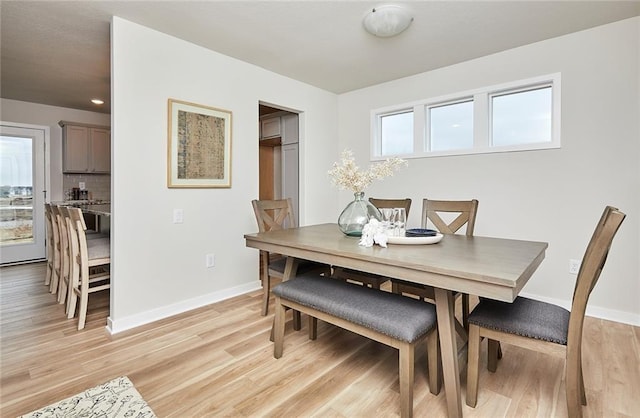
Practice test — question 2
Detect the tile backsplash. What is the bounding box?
[63,174,111,201]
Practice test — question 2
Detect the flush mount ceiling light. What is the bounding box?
[91,98,104,105]
[363,5,413,38]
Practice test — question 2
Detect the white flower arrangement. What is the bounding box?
[359,219,389,248]
[328,149,407,194]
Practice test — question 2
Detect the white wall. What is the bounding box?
[109,17,338,332]
[338,18,640,325]
[0,99,110,202]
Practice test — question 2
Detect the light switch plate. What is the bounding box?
[569,259,581,274]
[173,209,183,224]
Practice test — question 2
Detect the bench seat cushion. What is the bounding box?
[273,274,437,343]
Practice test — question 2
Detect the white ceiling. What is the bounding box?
[1,1,639,114]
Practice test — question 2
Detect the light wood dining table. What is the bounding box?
[244,223,548,417]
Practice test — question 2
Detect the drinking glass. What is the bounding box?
[394,207,406,236]
[380,208,395,236]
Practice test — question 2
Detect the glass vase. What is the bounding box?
[338,192,382,237]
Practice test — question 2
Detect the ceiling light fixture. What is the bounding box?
[363,5,413,38]
[91,99,104,105]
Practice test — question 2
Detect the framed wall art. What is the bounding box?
[167,99,232,188]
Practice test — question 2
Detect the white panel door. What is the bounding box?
[0,123,47,264]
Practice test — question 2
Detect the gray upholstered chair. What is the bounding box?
[466,206,626,418]
[332,197,412,289]
[251,198,331,316]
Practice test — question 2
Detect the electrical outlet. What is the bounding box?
[206,253,215,268]
[173,209,183,224]
[569,259,581,275]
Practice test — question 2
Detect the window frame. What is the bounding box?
[370,73,561,161]
[375,108,415,157]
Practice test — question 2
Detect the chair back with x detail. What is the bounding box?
[393,198,479,337]
[466,206,626,418]
[422,198,478,236]
[252,198,297,232]
[251,198,330,316]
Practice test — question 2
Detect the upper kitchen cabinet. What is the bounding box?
[260,116,281,139]
[259,113,299,144]
[59,121,111,173]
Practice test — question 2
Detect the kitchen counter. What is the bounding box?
[79,204,110,217]
[52,201,110,233]
[53,201,111,216]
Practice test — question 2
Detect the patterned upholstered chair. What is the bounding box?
[466,206,626,418]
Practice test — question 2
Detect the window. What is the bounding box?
[371,73,560,160]
[379,110,413,156]
[428,100,473,152]
[491,86,552,147]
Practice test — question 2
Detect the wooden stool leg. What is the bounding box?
[77,287,89,330]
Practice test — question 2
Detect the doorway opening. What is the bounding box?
[258,103,300,224]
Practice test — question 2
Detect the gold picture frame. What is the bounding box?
[167,99,232,188]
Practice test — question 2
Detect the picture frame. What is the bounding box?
[167,99,232,188]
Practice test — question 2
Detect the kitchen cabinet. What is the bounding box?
[260,117,281,139]
[260,113,299,143]
[281,143,299,223]
[59,121,110,173]
[281,114,299,144]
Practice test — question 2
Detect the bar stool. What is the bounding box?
[66,207,110,330]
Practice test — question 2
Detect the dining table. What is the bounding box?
[244,223,548,417]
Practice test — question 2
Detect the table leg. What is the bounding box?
[435,288,463,418]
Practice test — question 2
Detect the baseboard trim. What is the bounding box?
[519,291,640,327]
[106,281,262,334]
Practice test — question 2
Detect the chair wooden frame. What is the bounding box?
[44,204,54,287]
[251,198,330,316]
[66,207,111,330]
[392,199,479,338]
[48,205,63,295]
[55,206,72,306]
[466,206,626,418]
[332,198,413,289]
[368,197,412,215]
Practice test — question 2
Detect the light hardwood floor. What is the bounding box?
[1,262,639,417]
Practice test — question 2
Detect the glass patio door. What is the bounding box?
[0,123,47,264]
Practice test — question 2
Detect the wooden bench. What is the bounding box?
[272,274,441,418]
